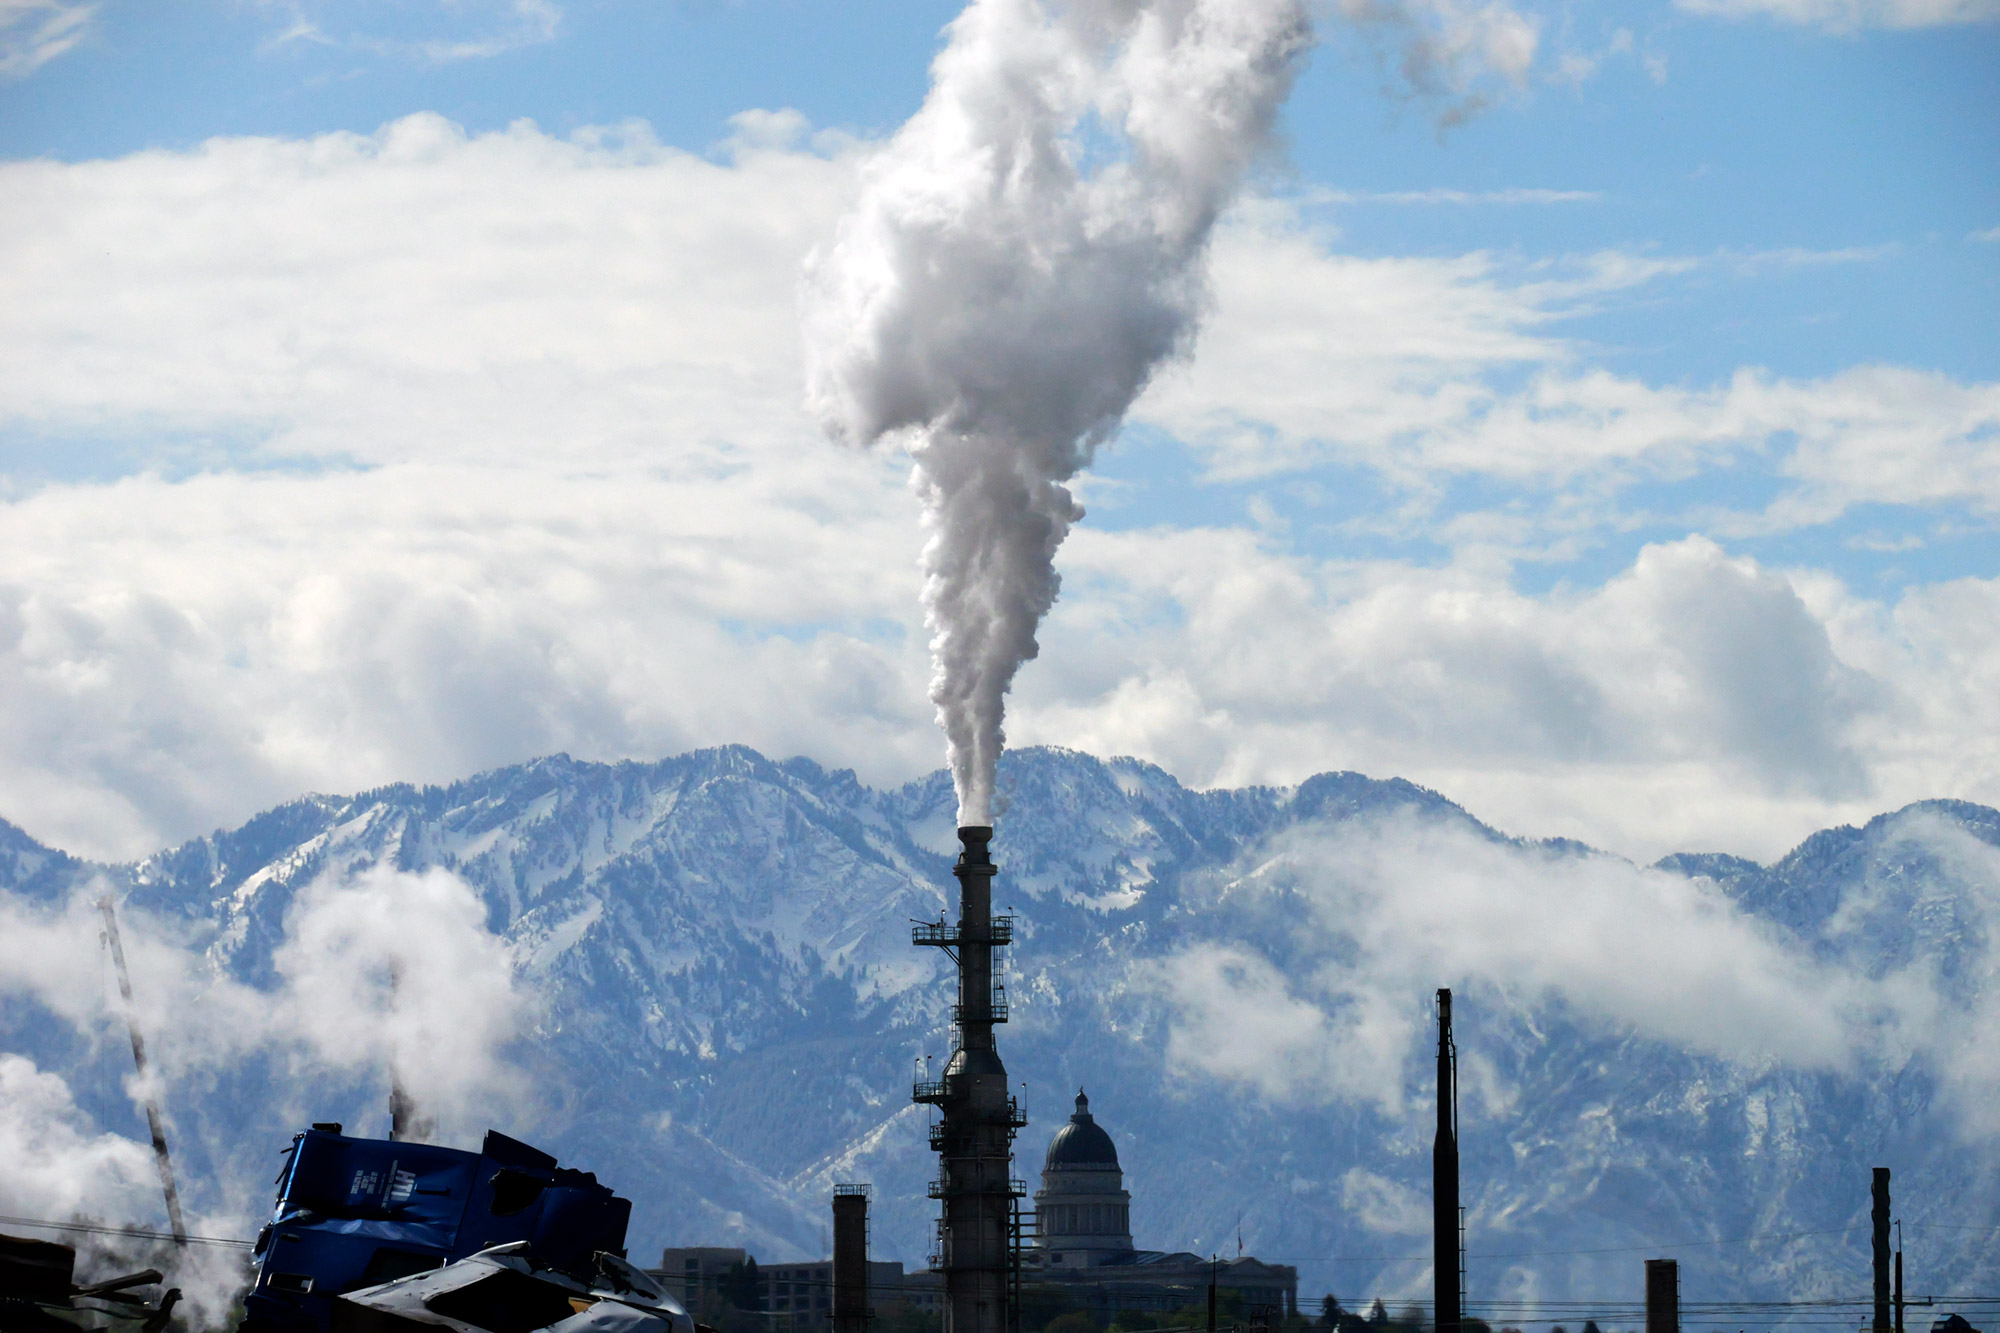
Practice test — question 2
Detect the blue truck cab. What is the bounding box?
[242,1124,631,1333]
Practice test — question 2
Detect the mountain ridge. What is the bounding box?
[4,745,1998,1318]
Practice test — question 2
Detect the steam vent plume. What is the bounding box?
[914,825,1022,1333]
[803,0,1313,823]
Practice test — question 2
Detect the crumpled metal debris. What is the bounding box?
[331,1243,693,1333]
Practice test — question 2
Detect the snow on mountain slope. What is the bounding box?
[3,747,1998,1318]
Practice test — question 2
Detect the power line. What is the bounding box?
[0,1214,254,1250]
[1267,1227,1872,1266]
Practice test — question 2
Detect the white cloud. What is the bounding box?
[1340,1167,1432,1234]
[1676,0,2000,29]
[0,1053,158,1221]
[271,864,530,1138]
[1017,530,2000,861]
[1137,204,2000,522]
[1142,806,2000,1119]
[0,0,92,78]
[0,115,1993,869]
[251,1,564,64]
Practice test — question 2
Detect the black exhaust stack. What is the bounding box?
[914,826,1023,1333]
[1874,1168,1892,1333]
[1434,988,1459,1333]
[833,1184,871,1333]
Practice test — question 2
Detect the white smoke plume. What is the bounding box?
[804,0,1313,824]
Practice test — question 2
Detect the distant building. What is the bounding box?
[657,1247,748,1308]
[1024,1090,1298,1319]
[1034,1090,1135,1269]
[656,1089,1295,1326]
[653,1248,918,1329]
[760,1260,910,1325]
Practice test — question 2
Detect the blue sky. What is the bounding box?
[0,0,1995,862]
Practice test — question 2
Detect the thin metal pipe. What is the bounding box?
[98,897,187,1247]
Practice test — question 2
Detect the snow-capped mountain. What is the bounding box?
[5,745,1998,1321]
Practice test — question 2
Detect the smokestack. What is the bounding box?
[1874,1168,1892,1333]
[1434,988,1459,1333]
[1645,1259,1678,1333]
[833,1184,871,1333]
[914,826,1021,1333]
[97,898,187,1247]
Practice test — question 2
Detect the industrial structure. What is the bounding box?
[1434,988,1460,1333]
[1877,1168,1894,1333]
[1645,1258,1679,1333]
[833,1184,872,1333]
[913,826,1026,1333]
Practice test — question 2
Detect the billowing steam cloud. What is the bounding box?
[804,0,1313,823]
[0,866,529,1259]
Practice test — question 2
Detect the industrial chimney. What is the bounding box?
[833,1184,871,1333]
[1434,988,1459,1333]
[914,826,1025,1333]
[1874,1168,1892,1333]
[1645,1259,1679,1333]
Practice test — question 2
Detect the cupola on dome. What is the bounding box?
[1043,1089,1120,1170]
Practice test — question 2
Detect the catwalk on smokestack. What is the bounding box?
[914,826,1026,1333]
[1434,988,1459,1333]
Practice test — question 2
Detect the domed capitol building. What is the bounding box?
[1027,1091,1297,1317]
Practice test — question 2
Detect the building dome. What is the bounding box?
[1033,1089,1133,1267]
[1044,1090,1120,1171]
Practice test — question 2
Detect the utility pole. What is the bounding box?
[1208,1254,1218,1333]
[98,897,187,1247]
[1894,1221,1905,1333]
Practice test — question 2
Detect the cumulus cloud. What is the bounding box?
[0,1053,159,1221]
[0,115,1993,867]
[1017,532,1943,859]
[1140,805,2000,1124]
[1143,815,1862,1110]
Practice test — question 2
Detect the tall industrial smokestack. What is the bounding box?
[833,1184,871,1333]
[1645,1259,1679,1333]
[1873,1168,1892,1333]
[914,826,1023,1333]
[1434,988,1459,1333]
